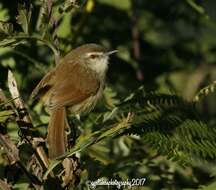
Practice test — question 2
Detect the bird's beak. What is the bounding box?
[106,50,118,55]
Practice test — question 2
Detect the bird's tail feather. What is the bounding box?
[47,107,67,159]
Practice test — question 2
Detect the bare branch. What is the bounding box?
[8,70,32,124]
[7,70,49,172]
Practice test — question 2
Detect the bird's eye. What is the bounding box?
[89,54,98,59]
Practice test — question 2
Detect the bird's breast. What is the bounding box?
[69,82,104,114]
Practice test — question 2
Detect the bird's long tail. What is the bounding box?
[47,107,68,159]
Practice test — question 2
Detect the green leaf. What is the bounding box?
[97,0,131,11]
[36,0,52,36]
[44,115,132,176]
[186,0,207,15]
[13,182,29,190]
[0,21,13,38]
[88,142,112,165]
[103,107,118,122]
[16,4,32,34]
[64,116,131,160]
[56,12,72,38]
[0,110,14,122]
[0,3,9,21]
[0,38,20,48]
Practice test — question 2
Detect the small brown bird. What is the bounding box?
[31,44,117,159]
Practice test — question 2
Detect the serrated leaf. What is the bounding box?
[16,4,32,34]
[0,21,13,38]
[60,0,79,13]
[36,0,53,35]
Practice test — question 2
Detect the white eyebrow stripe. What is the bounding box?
[86,52,103,56]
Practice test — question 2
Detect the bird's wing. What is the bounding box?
[48,62,100,109]
[30,69,55,100]
[30,54,76,100]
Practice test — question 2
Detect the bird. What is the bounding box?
[31,43,117,159]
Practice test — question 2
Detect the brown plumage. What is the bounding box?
[31,44,109,159]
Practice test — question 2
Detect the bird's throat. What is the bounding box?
[88,57,109,79]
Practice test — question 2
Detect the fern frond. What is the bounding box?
[133,118,216,163]
[122,88,185,110]
[119,90,216,163]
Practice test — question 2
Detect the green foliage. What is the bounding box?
[16,3,32,35]
[0,0,216,189]
[0,109,14,122]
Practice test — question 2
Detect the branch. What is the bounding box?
[8,70,32,126]
[7,70,49,171]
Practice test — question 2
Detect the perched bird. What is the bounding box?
[31,44,117,159]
